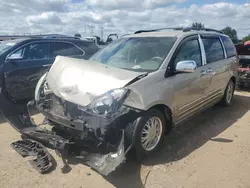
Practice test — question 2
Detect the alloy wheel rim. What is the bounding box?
[141,116,163,151]
[226,82,234,103]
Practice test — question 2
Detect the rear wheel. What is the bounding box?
[125,109,167,161]
[221,79,235,106]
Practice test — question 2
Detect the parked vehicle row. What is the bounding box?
[0,27,239,176]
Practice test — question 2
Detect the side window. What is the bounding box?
[221,36,237,58]
[50,42,84,58]
[10,42,49,60]
[174,39,202,67]
[10,48,26,59]
[202,37,224,63]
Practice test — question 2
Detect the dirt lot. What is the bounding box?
[1,90,250,188]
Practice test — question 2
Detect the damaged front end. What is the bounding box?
[9,82,137,175]
[2,57,145,175]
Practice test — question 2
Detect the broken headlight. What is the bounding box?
[78,88,129,115]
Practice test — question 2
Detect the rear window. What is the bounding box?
[221,36,237,58]
[202,37,224,63]
[78,41,99,58]
[50,42,84,58]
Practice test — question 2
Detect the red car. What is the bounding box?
[235,42,250,87]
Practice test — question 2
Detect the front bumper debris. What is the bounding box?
[0,94,128,176]
[11,126,126,175]
[11,139,53,174]
[84,130,125,175]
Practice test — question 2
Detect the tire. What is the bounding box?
[221,79,235,106]
[125,108,166,162]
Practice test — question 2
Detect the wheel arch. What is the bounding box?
[230,76,236,87]
[148,104,173,133]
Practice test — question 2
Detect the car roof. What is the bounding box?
[17,38,93,44]
[123,29,228,39]
[2,38,29,44]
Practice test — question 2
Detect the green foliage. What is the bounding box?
[74,33,81,38]
[221,27,239,43]
[242,35,250,43]
[191,22,205,28]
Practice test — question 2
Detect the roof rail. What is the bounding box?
[134,27,224,34]
[183,27,224,34]
[134,27,183,34]
[42,34,80,39]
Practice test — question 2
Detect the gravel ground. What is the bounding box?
[1,90,250,188]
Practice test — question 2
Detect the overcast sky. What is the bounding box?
[0,0,249,39]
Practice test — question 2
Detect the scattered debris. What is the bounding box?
[11,139,54,174]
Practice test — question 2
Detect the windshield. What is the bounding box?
[0,40,19,55]
[90,37,176,72]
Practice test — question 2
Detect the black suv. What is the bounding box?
[0,37,100,103]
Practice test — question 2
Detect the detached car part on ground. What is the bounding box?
[1,28,238,175]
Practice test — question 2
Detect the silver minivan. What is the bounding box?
[5,28,238,175]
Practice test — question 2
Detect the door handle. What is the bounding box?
[207,68,213,73]
[207,68,216,76]
[42,64,51,67]
[201,70,207,76]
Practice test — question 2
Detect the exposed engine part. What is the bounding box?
[11,139,54,174]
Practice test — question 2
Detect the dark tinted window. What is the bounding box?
[50,42,83,58]
[202,38,224,63]
[78,41,99,59]
[221,36,237,57]
[11,42,49,60]
[174,39,202,67]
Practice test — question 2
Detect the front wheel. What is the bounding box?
[221,79,235,106]
[125,109,166,161]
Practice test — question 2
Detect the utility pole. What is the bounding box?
[89,24,94,36]
[84,23,87,35]
[100,26,104,41]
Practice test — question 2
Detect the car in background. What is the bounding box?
[235,42,250,87]
[0,37,100,104]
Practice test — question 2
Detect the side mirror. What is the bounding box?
[175,60,197,73]
[6,54,23,61]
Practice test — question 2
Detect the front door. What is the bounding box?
[171,36,212,123]
[3,42,52,102]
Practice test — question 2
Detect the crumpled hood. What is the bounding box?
[46,56,145,106]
